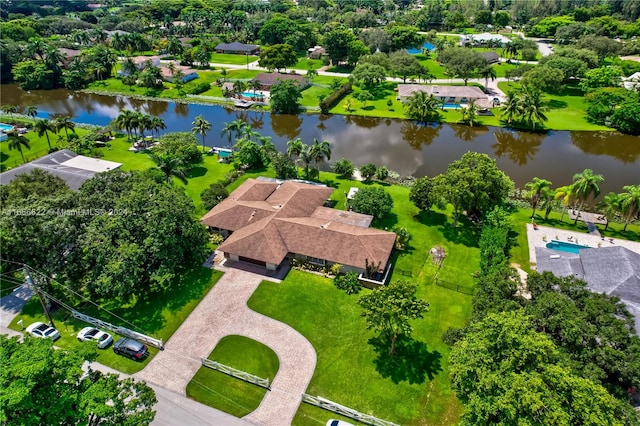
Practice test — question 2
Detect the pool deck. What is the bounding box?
[527,224,640,267]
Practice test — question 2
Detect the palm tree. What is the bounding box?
[571,169,604,224]
[525,177,552,218]
[150,117,166,138]
[34,119,54,151]
[286,138,304,159]
[137,112,152,138]
[479,65,497,89]
[298,144,314,180]
[540,187,556,220]
[149,152,188,185]
[310,138,331,176]
[220,119,247,148]
[404,91,440,122]
[306,68,318,82]
[460,100,479,127]
[24,106,38,120]
[192,115,212,152]
[555,185,574,222]
[1,104,18,120]
[7,131,31,163]
[250,79,261,95]
[619,184,640,232]
[500,93,522,125]
[113,110,136,141]
[520,89,548,130]
[54,115,76,140]
[504,42,518,59]
[598,192,621,231]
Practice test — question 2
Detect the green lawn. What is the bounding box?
[300,85,333,108]
[186,335,279,418]
[210,53,258,65]
[413,55,448,79]
[9,268,222,374]
[291,57,323,71]
[497,82,612,131]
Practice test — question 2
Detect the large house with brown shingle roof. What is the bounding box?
[252,73,310,90]
[201,178,396,279]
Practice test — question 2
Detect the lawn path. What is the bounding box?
[135,266,317,426]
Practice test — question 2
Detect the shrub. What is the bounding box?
[201,182,229,210]
[319,82,352,113]
[392,226,411,250]
[332,158,355,178]
[359,163,377,181]
[187,81,211,95]
[442,327,465,346]
[375,166,389,181]
[334,272,362,295]
[209,232,224,246]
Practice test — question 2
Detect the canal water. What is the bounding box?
[1,84,638,194]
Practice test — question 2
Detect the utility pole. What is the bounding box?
[25,268,55,328]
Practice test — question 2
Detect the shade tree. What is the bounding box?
[258,44,298,72]
[350,186,393,219]
[270,80,302,114]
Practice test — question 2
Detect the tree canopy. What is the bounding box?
[350,186,393,219]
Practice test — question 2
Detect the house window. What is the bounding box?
[461,97,468,102]
[308,257,326,266]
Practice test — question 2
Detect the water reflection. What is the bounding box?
[571,131,640,163]
[271,113,302,140]
[493,129,543,165]
[174,102,189,117]
[401,121,441,150]
[453,124,489,143]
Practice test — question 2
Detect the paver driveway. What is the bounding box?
[135,266,317,426]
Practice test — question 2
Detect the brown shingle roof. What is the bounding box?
[201,178,395,270]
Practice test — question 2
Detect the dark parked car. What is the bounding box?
[113,338,149,360]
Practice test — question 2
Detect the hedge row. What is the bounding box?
[319,82,352,113]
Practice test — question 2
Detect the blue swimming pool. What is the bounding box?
[546,240,591,254]
[241,92,265,99]
[442,103,460,110]
[407,42,436,55]
[0,123,13,132]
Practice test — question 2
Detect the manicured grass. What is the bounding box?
[210,53,258,65]
[414,55,448,79]
[300,85,334,108]
[224,69,262,80]
[497,82,613,131]
[291,57,323,71]
[310,75,348,87]
[186,335,279,418]
[9,268,223,374]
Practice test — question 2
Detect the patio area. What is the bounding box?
[526,223,640,267]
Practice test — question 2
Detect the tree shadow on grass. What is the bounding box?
[369,335,442,384]
[547,99,568,109]
[188,166,208,178]
[438,218,481,248]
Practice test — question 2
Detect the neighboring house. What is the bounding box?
[117,56,162,76]
[251,73,310,90]
[308,46,326,59]
[622,71,640,91]
[397,84,486,104]
[201,178,396,281]
[57,48,81,68]
[466,32,511,46]
[480,51,500,64]
[535,246,640,335]
[0,149,122,191]
[214,42,260,55]
[159,63,198,83]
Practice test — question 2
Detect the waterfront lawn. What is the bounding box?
[497,82,612,131]
[186,335,279,418]
[209,53,258,65]
[9,268,222,374]
[300,85,333,108]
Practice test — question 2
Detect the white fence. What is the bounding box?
[201,358,270,389]
[71,311,164,349]
[301,394,399,426]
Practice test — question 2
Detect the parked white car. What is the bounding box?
[326,420,355,426]
[77,327,113,349]
[26,322,60,341]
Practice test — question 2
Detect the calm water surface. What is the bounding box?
[1,84,638,194]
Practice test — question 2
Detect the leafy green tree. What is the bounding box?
[12,60,54,90]
[271,152,298,180]
[220,119,249,148]
[571,168,604,222]
[610,99,640,135]
[525,177,552,218]
[374,165,388,181]
[358,280,429,355]
[584,88,631,124]
[541,56,588,81]
[7,131,31,163]
[346,39,369,67]
[384,25,425,50]
[324,27,357,65]
[521,65,565,94]
[353,90,374,108]
[438,48,485,85]
[0,169,69,208]
[619,184,640,231]
[409,176,437,213]
[389,50,422,83]
[577,35,622,61]
[460,101,479,127]
[351,63,387,88]
[191,115,211,152]
[519,88,549,130]
[332,158,355,179]
[350,186,393,219]
[499,93,522,125]
[334,272,362,295]
[154,132,203,169]
[258,44,298,72]
[359,163,377,181]
[270,80,302,114]
[494,11,511,28]
[357,52,391,71]
[478,65,497,89]
[580,66,623,92]
[404,91,440,122]
[148,152,188,185]
[0,336,156,425]
[201,182,229,210]
[391,226,411,250]
[235,138,270,169]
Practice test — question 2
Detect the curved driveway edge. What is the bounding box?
[135,267,317,426]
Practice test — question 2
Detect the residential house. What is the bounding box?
[623,72,640,91]
[480,51,500,64]
[214,42,260,55]
[397,84,486,105]
[251,73,310,91]
[535,246,640,334]
[308,46,326,59]
[159,62,198,83]
[201,178,396,282]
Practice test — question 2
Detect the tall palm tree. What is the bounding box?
[136,112,152,138]
[555,184,574,222]
[192,115,212,152]
[571,168,604,224]
[500,93,522,125]
[520,89,548,130]
[250,79,262,95]
[220,119,247,148]
[286,138,304,159]
[24,105,38,120]
[598,192,621,231]
[7,131,31,163]
[404,91,440,122]
[54,115,76,140]
[540,187,556,220]
[619,184,640,232]
[525,177,552,219]
[150,117,167,138]
[460,100,479,127]
[149,152,188,184]
[310,138,331,175]
[34,118,54,151]
[1,104,18,120]
[479,65,497,89]
[112,110,136,141]
[298,144,314,180]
